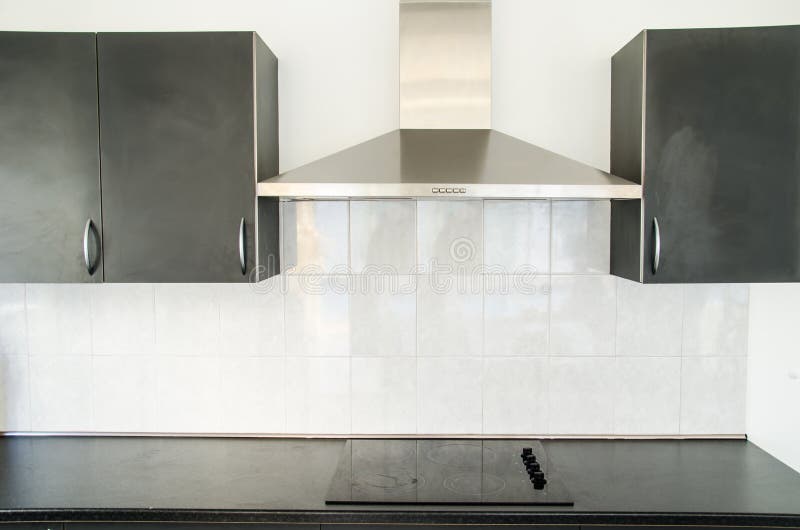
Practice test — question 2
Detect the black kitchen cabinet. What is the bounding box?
[97,32,279,282]
[610,26,800,283]
[0,32,103,282]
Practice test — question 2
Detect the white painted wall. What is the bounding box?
[748,285,800,472]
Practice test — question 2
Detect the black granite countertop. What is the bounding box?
[0,436,799,527]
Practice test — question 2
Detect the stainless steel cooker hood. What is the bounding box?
[257,0,641,200]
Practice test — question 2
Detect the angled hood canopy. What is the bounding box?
[258,0,640,200]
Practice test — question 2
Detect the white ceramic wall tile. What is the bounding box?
[683,284,749,356]
[616,280,683,356]
[91,284,155,356]
[417,200,483,271]
[680,356,746,435]
[350,200,416,273]
[417,275,482,356]
[614,357,681,434]
[484,276,549,356]
[219,357,285,433]
[282,201,349,274]
[484,200,550,274]
[218,281,284,357]
[0,356,30,431]
[285,276,349,356]
[30,355,92,431]
[26,284,92,356]
[350,275,416,356]
[549,275,616,355]
[417,357,482,434]
[351,357,416,434]
[0,285,27,356]
[92,356,157,432]
[548,357,615,434]
[285,357,350,434]
[156,356,221,433]
[154,284,220,356]
[482,357,548,434]
[551,200,610,274]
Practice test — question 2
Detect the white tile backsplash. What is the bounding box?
[417,274,482,356]
[350,200,416,273]
[350,275,416,356]
[551,200,610,274]
[285,356,350,434]
[616,280,683,356]
[548,356,615,434]
[218,282,284,357]
[154,284,220,356]
[284,276,349,356]
[683,284,750,356]
[219,357,285,433]
[92,355,158,432]
[351,356,416,433]
[484,200,549,274]
[281,200,349,273]
[4,199,751,436]
[0,285,27,356]
[680,356,747,434]
[155,356,221,433]
[613,357,681,434]
[483,357,548,434]
[30,355,92,431]
[549,275,616,355]
[418,357,482,434]
[26,284,92,356]
[484,276,549,356]
[0,355,30,430]
[91,284,155,356]
[418,200,483,270]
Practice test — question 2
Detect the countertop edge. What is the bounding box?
[1,509,800,527]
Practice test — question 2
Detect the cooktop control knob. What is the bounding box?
[531,471,545,481]
[526,461,541,473]
[521,447,533,457]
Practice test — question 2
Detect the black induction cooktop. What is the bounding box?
[325,439,573,506]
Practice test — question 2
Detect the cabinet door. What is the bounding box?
[97,32,256,282]
[642,26,800,283]
[0,32,102,282]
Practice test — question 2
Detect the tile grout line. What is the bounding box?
[546,199,554,433]
[347,200,353,435]
[88,285,96,431]
[480,199,485,435]
[23,284,32,431]
[414,199,420,436]
[678,284,686,434]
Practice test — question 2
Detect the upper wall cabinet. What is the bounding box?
[610,26,800,283]
[97,32,279,282]
[0,32,103,282]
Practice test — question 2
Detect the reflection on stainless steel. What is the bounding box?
[326,439,573,506]
[400,0,491,129]
[258,130,642,200]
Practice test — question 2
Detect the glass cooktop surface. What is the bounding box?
[325,439,573,506]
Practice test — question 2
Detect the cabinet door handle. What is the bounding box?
[652,217,661,275]
[83,218,99,275]
[238,217,246,275]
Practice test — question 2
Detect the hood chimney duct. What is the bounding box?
[399,0,491,129]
